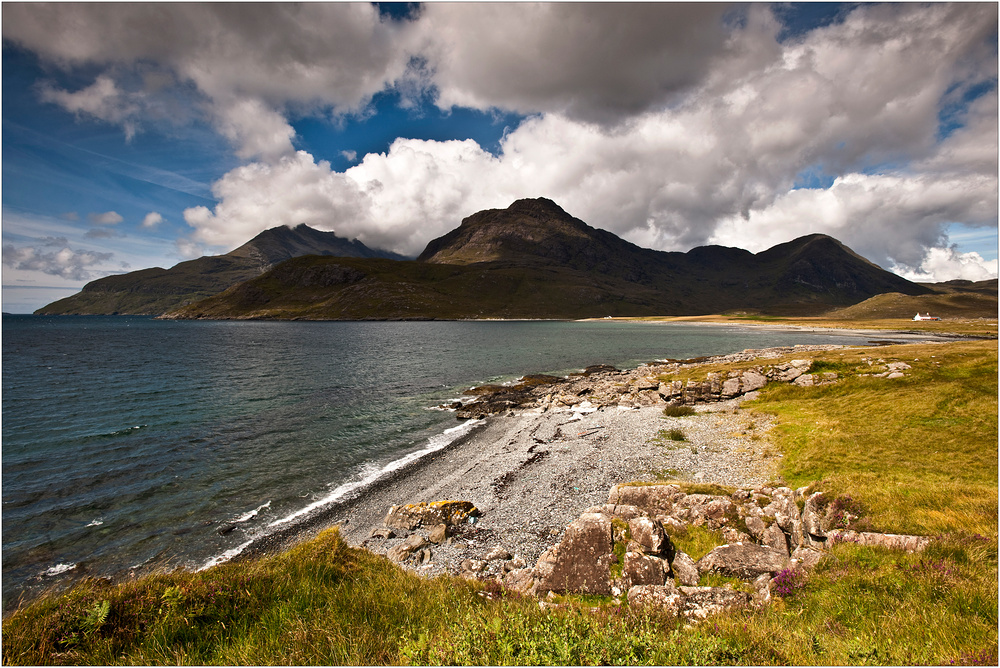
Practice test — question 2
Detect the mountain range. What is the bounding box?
[40,197,991,320]
[119,197,951,320]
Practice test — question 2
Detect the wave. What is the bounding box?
[43,562,77,577]
[234,501,271,524]
[84,425,148,440]
[197,419,482,571]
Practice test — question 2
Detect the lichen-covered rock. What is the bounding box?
[503,567,537,595]
[678,586,752,621]
[608,483,680,513]
[384,500,480,530]
[583,503,647,521]
[801,492,826,538]
[671,550,700,586]
[533,512,614,595]
[752,573,772,605]
[791,546,823,569]
[622,551,670,588]
[627,583,682,614]
[743,514,767,541]
[697,543,788,580]
[827,530,931,552]
[763,522,790,555]
[628,516,672,557]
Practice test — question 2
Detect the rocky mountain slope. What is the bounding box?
[35,224,405,315]
[162,198,933,320]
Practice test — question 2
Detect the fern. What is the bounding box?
[82,600,110,635]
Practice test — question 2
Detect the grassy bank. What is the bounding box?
[4,340,996,665]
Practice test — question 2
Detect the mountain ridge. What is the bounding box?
[161,198,934,320]
[35,225,405,315]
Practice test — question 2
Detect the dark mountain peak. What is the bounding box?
[227,224,405,269]
[36,223,405,315]
[417,198,626,266]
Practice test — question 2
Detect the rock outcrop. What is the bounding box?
[450,345,919,419]
[496,482,929,622]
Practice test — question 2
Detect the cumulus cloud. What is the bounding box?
[3,3,415,158]
[892,247,998,283]
[2,244,113,281]
[39,75,144,140]
[415,3,731,123]
[87,211,124,225]
[141,212,164,228]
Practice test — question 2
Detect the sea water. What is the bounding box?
[1,315,924,608]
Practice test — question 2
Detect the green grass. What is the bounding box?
[746,340,997,536]
[4,340,997,665]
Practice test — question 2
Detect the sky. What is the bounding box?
[2,2,997,313]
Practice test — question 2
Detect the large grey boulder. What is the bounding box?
[533,512,615,595]
[740,370,768,392]
[697,543,788,580]
[671,550,700,586]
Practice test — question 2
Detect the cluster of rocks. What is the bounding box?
[485,482,931,621]
[858,358,912,379]
[449,344,916,419]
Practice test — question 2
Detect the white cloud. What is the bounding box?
[2,244,113,281]
[39,75,143,140]
[141,212,164,228]
[87,211,124,225]
[175,238,206,259]
[341,150,358,162]
[892,247,998,283]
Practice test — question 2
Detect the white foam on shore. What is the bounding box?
[235,500,271,523]
[44,562,77,577]
[196,419,482,572]
[268,419,481,529]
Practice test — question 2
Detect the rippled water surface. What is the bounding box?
[3,315,907,607]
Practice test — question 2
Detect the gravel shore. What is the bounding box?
[247,389,781,581]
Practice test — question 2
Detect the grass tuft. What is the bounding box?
[662,404,696,417]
